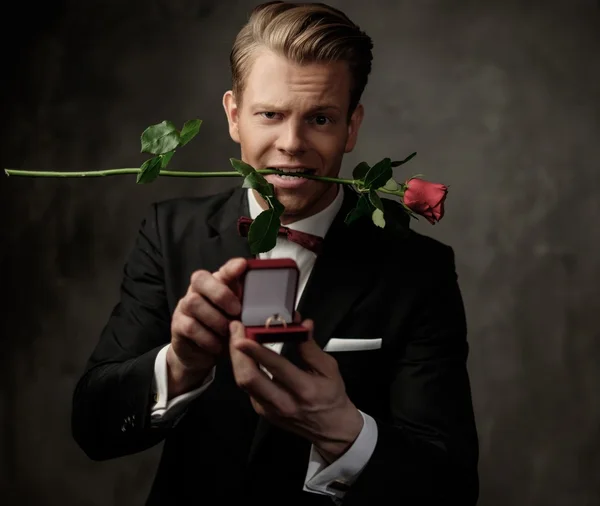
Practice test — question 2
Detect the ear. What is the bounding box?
[222,90,241,144]
[344,103,364,153]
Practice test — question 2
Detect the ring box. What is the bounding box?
[240,258,309,343]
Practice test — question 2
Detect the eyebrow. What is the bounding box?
[252,103,342,114]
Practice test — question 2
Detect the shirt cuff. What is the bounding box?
[150,344,216,427]
[303,411,378,501]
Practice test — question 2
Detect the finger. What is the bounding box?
[214,257,248,286]
[233,323,311,394]
[190,270,241,316]
[214,257,248,300]
[172,313,222,355]
[179,291,231,336]
[229,321,295,409]
[228,320,264,376]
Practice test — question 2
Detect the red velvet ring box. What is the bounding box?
[240,258,309,344]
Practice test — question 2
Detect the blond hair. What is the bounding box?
[229,1,373,118]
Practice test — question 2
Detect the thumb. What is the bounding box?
[229,320,246,344]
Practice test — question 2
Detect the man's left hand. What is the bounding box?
[229,316,364,463]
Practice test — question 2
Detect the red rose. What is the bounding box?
[403,178,448,224]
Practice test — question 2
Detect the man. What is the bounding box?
[72,2,479,505]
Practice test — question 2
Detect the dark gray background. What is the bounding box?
[1,0,599,504]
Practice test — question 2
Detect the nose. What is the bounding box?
[276,120,307,157]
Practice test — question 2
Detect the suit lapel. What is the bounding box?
[290,185,383,352]
[202,186,254,273]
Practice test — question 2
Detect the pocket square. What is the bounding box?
[323,338,382,353]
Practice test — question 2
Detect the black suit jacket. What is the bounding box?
[71,185,479,505]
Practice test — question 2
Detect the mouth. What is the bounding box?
[268,167,317,178]
[263,167,317,189]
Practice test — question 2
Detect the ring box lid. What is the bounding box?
[241,258,299,327]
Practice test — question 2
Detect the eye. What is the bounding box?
[260,112,281,120]
[311,115,332,126]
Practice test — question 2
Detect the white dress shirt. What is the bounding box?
[150,185,378,502]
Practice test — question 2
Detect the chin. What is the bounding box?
[272,180,336,219]
[275,194,310,218]
[276,194,308,213]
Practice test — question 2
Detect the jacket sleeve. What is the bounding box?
[343,244,479,505]
[71,203,174,460]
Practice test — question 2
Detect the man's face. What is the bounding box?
[223,49,364,223]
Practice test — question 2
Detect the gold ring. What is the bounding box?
[265,314,287,328]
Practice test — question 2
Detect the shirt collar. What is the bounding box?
[247,184,344,239]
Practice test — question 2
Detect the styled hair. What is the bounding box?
[229,1,373,118]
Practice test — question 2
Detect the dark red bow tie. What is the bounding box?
[237,216,323,255]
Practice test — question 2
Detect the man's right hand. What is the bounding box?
[166,257,248,398]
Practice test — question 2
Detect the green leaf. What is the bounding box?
[137,156,162,184]
[391,152,417,167]
[372,208,386,228]
[383,178,399,191]
[345,194,373,225]
[141,120,181,155]
[248,208,283,254]
[352,161,370,180]
[230,157,255,176]
[369,190,384,211]
[179,119,202,147]
[230,158,273,197]
[160,150,175,168]
[364,158,392,190]
[242,173,273,197]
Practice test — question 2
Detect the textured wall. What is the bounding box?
[1,1,599,505]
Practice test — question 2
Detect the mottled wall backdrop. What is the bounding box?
[1,0,599,505]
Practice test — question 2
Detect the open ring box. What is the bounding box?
[240,258,309,343]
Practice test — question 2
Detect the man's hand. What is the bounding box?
[167,257,248,398]
[229,316,364,463]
